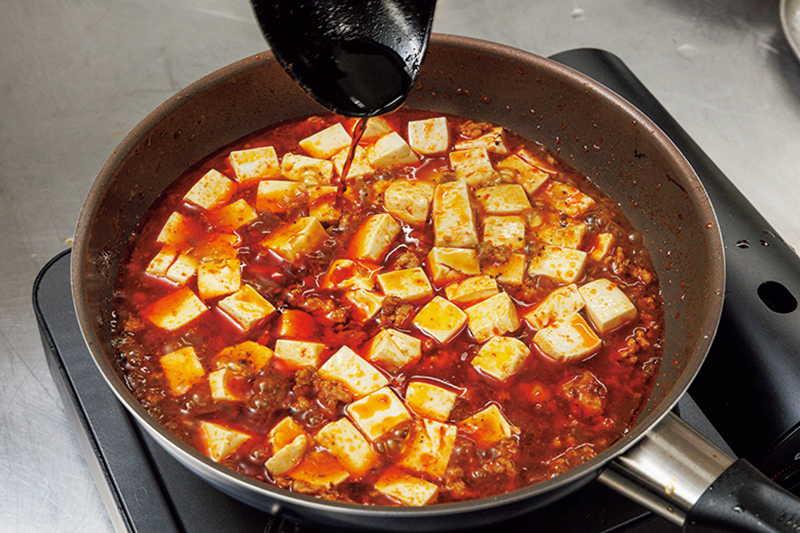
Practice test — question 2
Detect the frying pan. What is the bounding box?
[71,35,799,531]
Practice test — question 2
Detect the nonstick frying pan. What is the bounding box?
[72,35,799,532]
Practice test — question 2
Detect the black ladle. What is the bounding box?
[250,0,437,117]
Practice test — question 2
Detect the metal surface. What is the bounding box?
[782,0,800,62]
[2,1,800,532]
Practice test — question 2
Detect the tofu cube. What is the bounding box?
[471,336,531,382]
[183,169,237,210]
[358,116,393,140]
[276,309,318,340]
[475,184,532,215]
[288,450,350,491]
[165,251,198,284]
[229,146,281,186]
[464,292,521,343]
[534,220,587,250]
[407,117,450,155]
[197,258,241,300]
[377,267,434,302]
[344,289,384,323]
[331,145,374,180]
[458,404,517,449]
[432,180,479,248]
[524,284,585,330]
[213,340,274,372]
[261,216,328,264]
[383,180,435,226]
[347,387,411,441]
[427,247,480,285]
[579,279,637,334]
[533,312,602,362]
[208,368,240,401]
[156,211,192,246]
[146,246,178,277]
[412,296,467,344]
[266,434,308,476]
[483,215,526,252]
[374,467,439,507]
[367,329,422,372]
[316,418,379,478]
[349,213,401,262]
[160,346,205,396]
[269,417,306,453]
[273,339,326,370]
[144,287,207,331]
[397,419,457,481]
[368,132,420,168]
[281,153,334,184]
[308,185,340,224]
[482,253,526,286]
[541,181,596,217]
[528,245,588,284]
[589,232,616,261]
[321,259,380,291]
[201,421,251,462]
[454,126,508,154]
[319,346,389,398]
[256,180,308,213]
[497,152,551,196]
[449,147,495,187]
[210,199,258,232]
[217,284,276,331]
[444,275,499,306]
[405,381,458,422]
[299,123,352,159]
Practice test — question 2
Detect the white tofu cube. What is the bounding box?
[524,283,585,330]
[374,467,438,507]
[281,153,334,184]
[471,336,531,382]
[266,434,308,476]
[541,181,596,217]
[319,346,389,398]
[229,146,281,186]
[269,417,306,452]
[288,450,350,490]
[213,340,274,372]
[407,117,450,155]
[217,285,276,331]
[589,232,616,261]
[383,180,435,226]
[427,247,480,285]
[377,267,434,302]
[321,259,380,291]
[432,180,479,248]
[316,418,379,478]
[299,123,352,159]
[331,145,375,180]
[273,339,326,370]
[481,253,526,286]
[449,147,495,187]
[534,220,587,250]
[197,258,241,300]
[144,288,207,331]
[165,251,198,284]
[261,216,328,263]
[208,368,240,401]
[412,296,468,344]
[444,275,499,306]
[405,381,458,422]
[475,184,531,215]
[308,185,340,224]
[579,279,637,334]
[464,292,521,343]
[458,404,517,449]
[397,419,457,481]
[146,246,178,277]
[210,199,258,232]
[454,126,508,154]
[483,215,526,252]
[349,213,401,262]
[528,245,588,284]
[367,329,422,372]
[368,132,420,168]
[183,169,237,210]
[256,180,308,213]
[156,211,192,246]
[533,312,602,363]
[201,421,251,462]
[358,116,393,140]
[160,346,205,395]
[497,152,551,196]
[347,387,411,441]
[344,289,384,323]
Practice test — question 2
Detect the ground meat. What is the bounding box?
[292,368,352,416]
[297,295,348,324]
[561,372,606,419]
[615,327,652,364]
[458,120,493,139]
[476,241,511,266]
[391,250,422,270]
[546,444,597,478]
[249,368,291,412]
[317,378,353,413]
[379,296,415,329]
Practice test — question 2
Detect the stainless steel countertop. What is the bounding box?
[2,1,799,531]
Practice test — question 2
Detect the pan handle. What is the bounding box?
[600,412,800,532]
